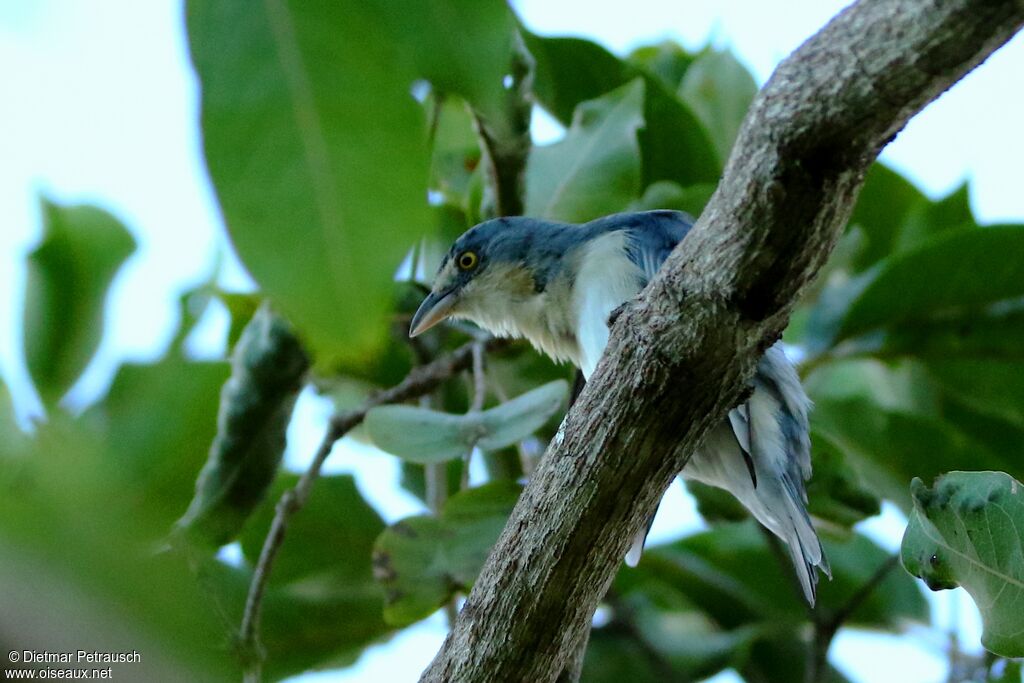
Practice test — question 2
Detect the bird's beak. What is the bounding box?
[410,289,458,337]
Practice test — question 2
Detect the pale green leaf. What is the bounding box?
[526,79,646,222]
[365,380,567,463]
[477,379,568,451]
[902,472,1024,657]
[364,405,483,464]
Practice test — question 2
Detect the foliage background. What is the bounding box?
[2,1,1023,682]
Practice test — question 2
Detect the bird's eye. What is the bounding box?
[457,251,479,271]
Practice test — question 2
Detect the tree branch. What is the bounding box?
[238,337,506,681]
[473,32,533,218]
[422,1,1024,680]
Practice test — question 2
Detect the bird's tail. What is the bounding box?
[680,346,830,603]
[742,346,830,603]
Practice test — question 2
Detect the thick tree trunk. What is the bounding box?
[422,0,1024,681]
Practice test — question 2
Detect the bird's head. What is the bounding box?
[409,217,570,337]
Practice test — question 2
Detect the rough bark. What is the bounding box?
[422,0,1024,681]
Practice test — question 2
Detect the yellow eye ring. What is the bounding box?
[457,251,479,270]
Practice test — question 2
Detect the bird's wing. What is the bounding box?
[573,231,645,379]
[574,212,693,379]
[622,210,693,284]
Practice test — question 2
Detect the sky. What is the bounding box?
[1,1,1021,682]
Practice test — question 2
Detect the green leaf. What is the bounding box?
[847,162,929,271]
[643,521,927,630]
[638,80,721,188]
[902,472,1024,657]
[627,41,695,90]
[428,97,481,207]
[380,2,517,130]
[628,181,715,218]
[928,359,1024,425]
[176,304,308,545]
[805,431,882,531]
[526,79,646,222]
[23,199,136,404]
[521,30,633,126]
[364,380,567,463]
[678,49,758,165]
[522,32,720,187]
[80,357,229,529]
[198,557,391,682]
[844,307,1024,362]
[190,1,515,367]
[811,396,1021,510]
[241,474,385,585]
[0,380,25,459]
[188,1,429,366]
[372,482,521,626]
[821,226,1024,347]
[895,182,976,252]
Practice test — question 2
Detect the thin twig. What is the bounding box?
[470,341,487,413]
[238,337,506,681]
[460,341,488,491]
[805,554,900,683]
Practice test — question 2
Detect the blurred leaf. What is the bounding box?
[0,380,25,459]
[844,307,1024,362]
[212,290,260,351]
[429,97,481,207]
[687,479,749,523]
[365,380,567,463]
[399,460,464,506]
[187,1,427,366]
[382,1,517,132]
[627,40,695,90]
[743,630,852,683]
[521,30,632,125]
[188,1,515,367]
[372,482,521,626]
[80,357,229,529]
[241,474,384,585]
[805,226,1024,355]
[199,556,391,682]
[928,359,1024,425]
[628,181,715,218]
[896,182,976,252]
[839,226,1024,342]
[811,396,1021,510]
[1,418,236,679]
[847,163,929,271]
[23,199,136,405]
[639,78,720,187]
[805,431,882,531]
[526,79,645,222]
[642,521,927,630]
[678,49,758,164]
[523,32,720,187]
[176,305,308,545]
[233,475,390,678]
[599,551,760,682]
[902,472,1024,657]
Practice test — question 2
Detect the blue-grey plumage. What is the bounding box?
[410,210,831,604]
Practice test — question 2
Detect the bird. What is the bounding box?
[409,209,830,604]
